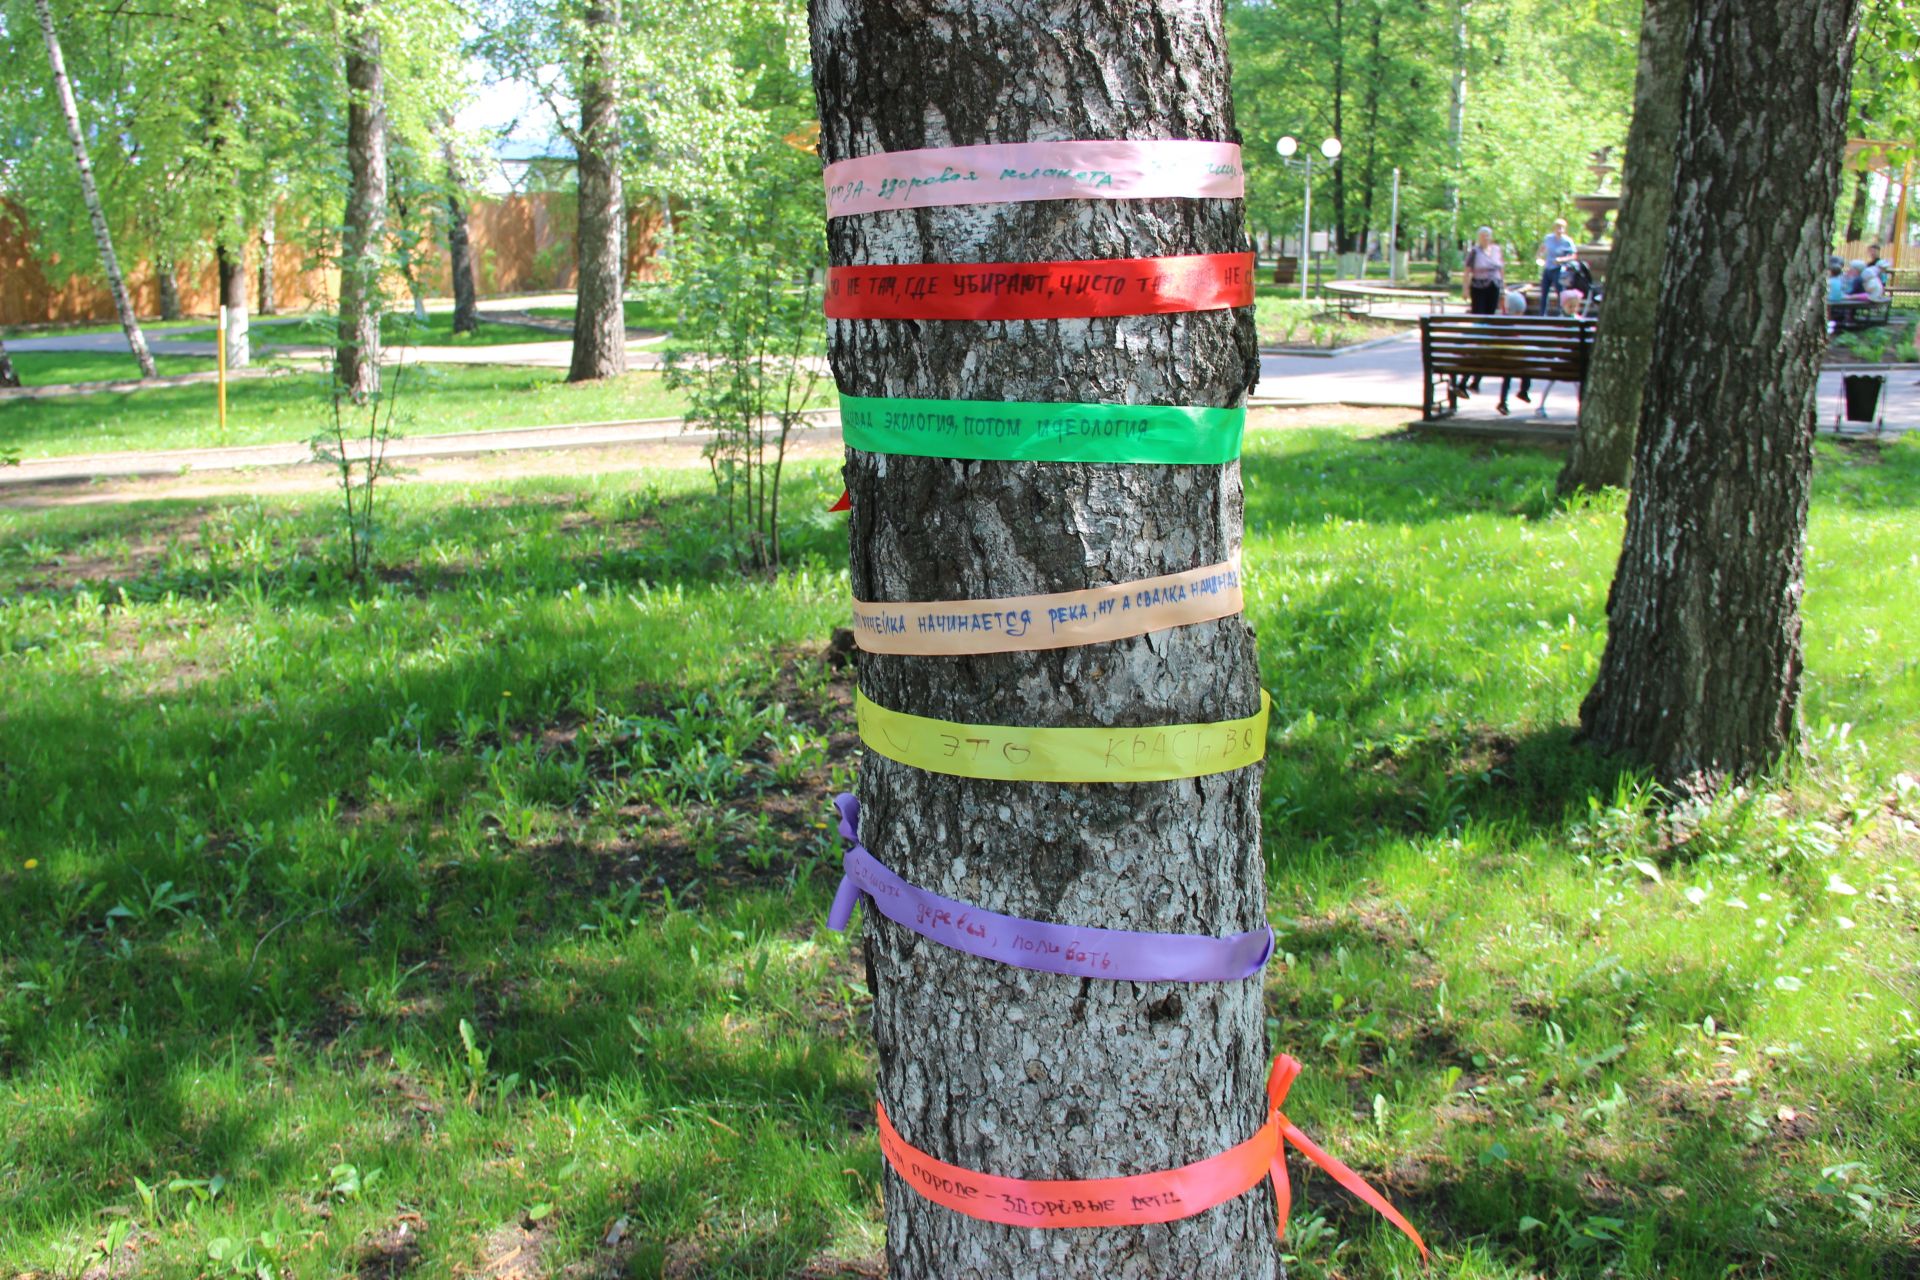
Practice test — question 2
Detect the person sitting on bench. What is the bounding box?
[1827,255,1850,304]
[1498,289,1533,417]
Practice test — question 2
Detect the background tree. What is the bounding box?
[31,0,155,379]
[0,336,19,389]
[811,0,1277,1275]
[1579,0,1860,793]
[442,130,481,334]
[1558,0,1690,495]
[337,0,389,399]
[568,0,625,381]
[1226,0,1635,269]
[476,0,792,377]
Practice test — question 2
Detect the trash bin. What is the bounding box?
[1842,373,1885,424]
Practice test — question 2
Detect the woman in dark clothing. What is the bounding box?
[1456,226,1505,397]
[1463,225,1505,315]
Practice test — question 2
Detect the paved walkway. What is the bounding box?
[13,312,1916,433]
[0,412,842,488]
[1255,332,1920,432]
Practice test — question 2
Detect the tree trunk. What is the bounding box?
[1357,6,1384,261]
[337,0,387,400]
[218,240,251,369]
[447,191,479,333]
[1438,0,1468,283]
[568,0,626,382]
[33,0,156,380]
[1329,0,1348,252]
[445,139,480,335]
[258,206,278,315]
[809,2,1276,1277]
[1578,0,1859,795]
[1557,0,1689,495]
[0,336,20,389]
[157,259,183,321]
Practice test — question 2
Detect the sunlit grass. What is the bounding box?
[0,425,1914,1277]
[2,363,717,459]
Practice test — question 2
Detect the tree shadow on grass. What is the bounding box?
[0,478,848,610]
[1240,429,1568,532]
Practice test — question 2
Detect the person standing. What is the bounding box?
[1536,217,1577,314]
[1463,225,1505,314]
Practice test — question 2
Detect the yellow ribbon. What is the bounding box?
[856,689,1270,783]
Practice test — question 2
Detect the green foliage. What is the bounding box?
[661,210,827,571]
[1254,295,1397,348]
[0,0,467,298]
[473,0,793,199]
[309,333,418,582]
[659,105,826,569]
[647,0,823,571]
[1229,0,1637,256]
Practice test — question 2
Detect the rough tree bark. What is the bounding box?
[33,0,156,380]
[218,240,251,369]
[1844,174,1870,243]
[568,0,626,382]
[1356,5,1384,254]
[1329,0,1348,252]
[259,207,278,316]
[1579,0,1859,794]
[810,3,1277,1277]
[337,0,387,400]
[444,137,479,335]
[1438,0,1468,282]
[157,259,183,321]
[0,336,19,389]
[1557,0,1689,495]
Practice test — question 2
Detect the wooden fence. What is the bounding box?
[0,193,667,328]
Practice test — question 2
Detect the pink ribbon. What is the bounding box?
[825,139,1245,217]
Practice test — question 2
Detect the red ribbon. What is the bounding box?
[875,1053,1428,1260]
[828,488,851,512]
[825,251,1255,321]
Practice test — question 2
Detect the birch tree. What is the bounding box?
[337,0,388,399]
[811,1,1277,1274]
[31,0,155,379]
[1558,0,1690,495]
[1580,0,1860,792]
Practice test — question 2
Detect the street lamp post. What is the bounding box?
[1276,135,1342,302]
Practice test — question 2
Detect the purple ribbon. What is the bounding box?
[826,793,1273,983]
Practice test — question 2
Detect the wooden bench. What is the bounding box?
[1322,280,1458,317]
[1829,297,1893,330]
[1419,315,1596,420]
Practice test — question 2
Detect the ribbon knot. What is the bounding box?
[1266,1052,1429,1262]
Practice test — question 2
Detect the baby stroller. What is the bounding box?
[1530,278,1601,420]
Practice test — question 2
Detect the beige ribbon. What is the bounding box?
[851,560,1243,656]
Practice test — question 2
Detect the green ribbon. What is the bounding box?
[840,395,1245,464]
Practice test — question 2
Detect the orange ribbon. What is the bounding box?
[875,1054,1428,1260]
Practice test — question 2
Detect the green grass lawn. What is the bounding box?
[1255,291,1403,348]
[1,426,1916,1278]
[3,365,712,459]
[524,289,681,333]
[6,350,220,386]
[221,311,570,350]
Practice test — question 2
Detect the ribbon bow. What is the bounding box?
[1266,1054,1430,1261]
